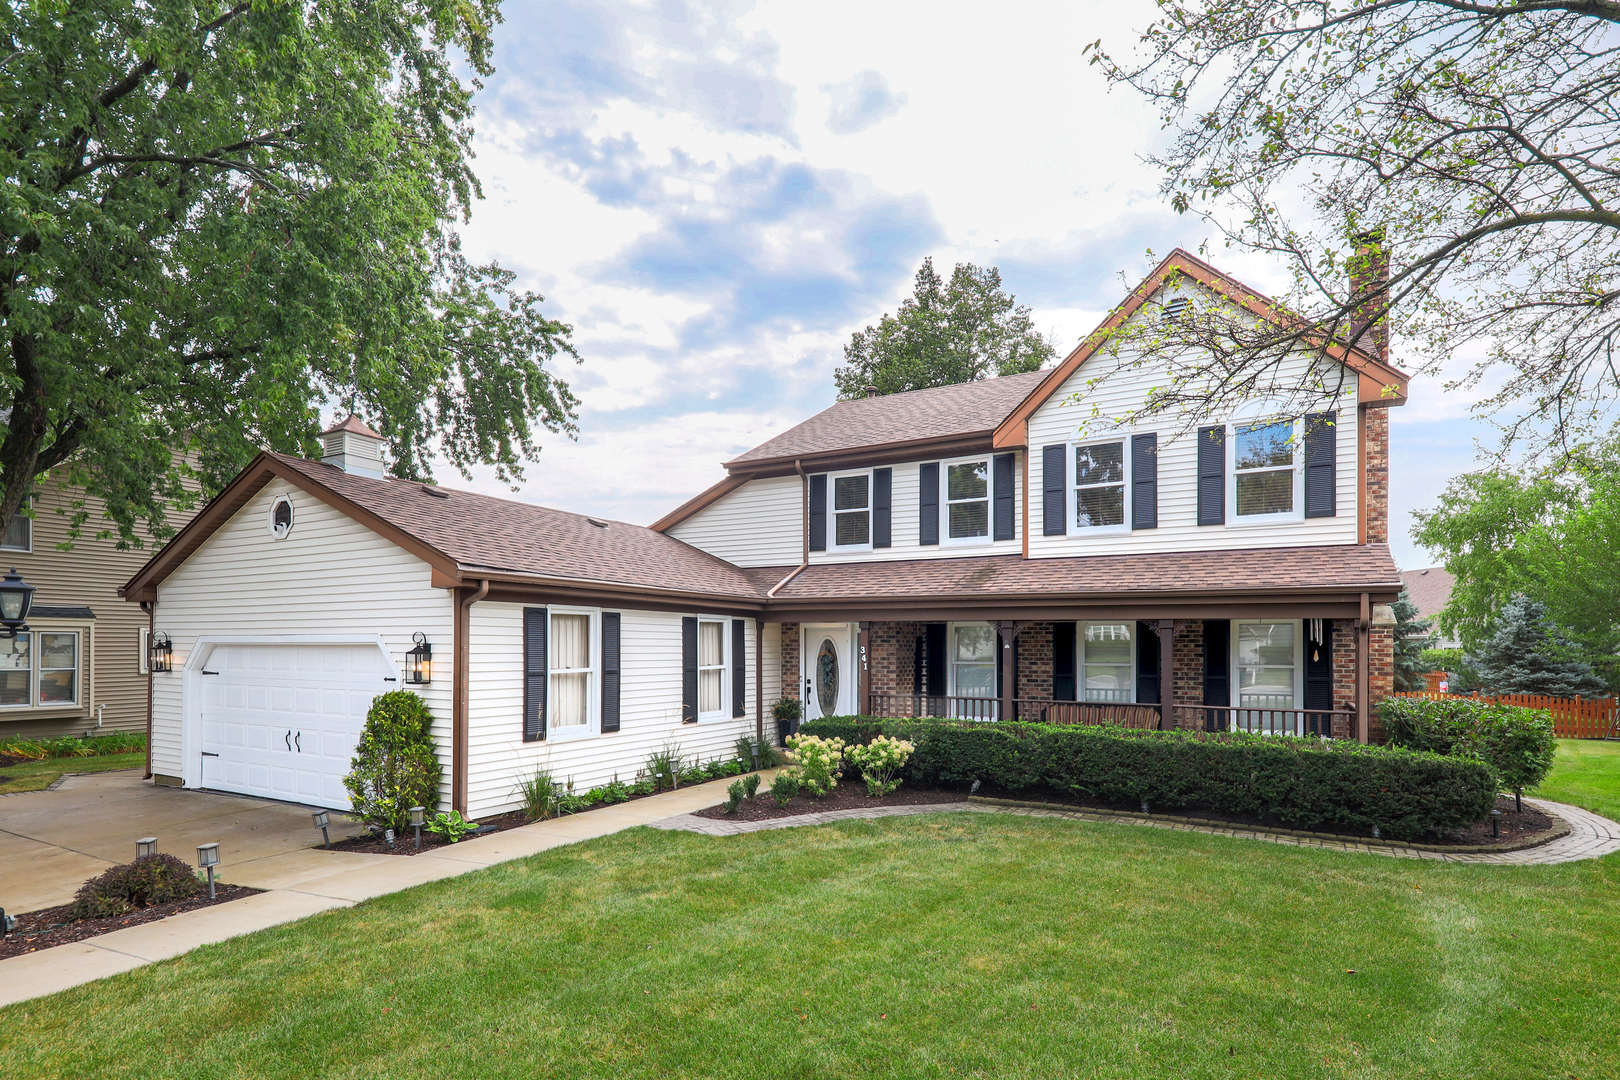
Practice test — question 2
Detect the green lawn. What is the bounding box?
[1531,738,1620,822]
[0,751,145,794]
[2,812,1617,1079]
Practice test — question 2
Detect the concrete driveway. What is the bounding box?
[0,770,373,914]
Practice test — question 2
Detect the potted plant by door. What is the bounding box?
[772,697,802,746]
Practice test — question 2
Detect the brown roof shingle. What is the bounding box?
[726,370,1049,468]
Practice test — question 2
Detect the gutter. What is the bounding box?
[767,459,810,598]
[452,578,490,814]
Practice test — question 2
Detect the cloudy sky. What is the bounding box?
[450,0,1493,570]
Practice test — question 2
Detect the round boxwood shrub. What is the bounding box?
[69,853,203,919]
[344,690,443,833]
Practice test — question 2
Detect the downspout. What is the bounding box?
[453,578,490,814]
[141,601,154,780]
[1356,591,1371,744]
[767,458,810,598]
[755,616,764,744]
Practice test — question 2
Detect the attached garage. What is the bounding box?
[193,641,398,810]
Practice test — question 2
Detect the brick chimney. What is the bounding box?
[319,414,386,478]
[1348,229,1389,361]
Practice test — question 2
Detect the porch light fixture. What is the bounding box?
[149,631,173,673]
[405,632,432,685]
[0,567,35,635]
[197,842,220,900]
[409,806,425,849]
[312,810,331,849]
[137,837,157,860]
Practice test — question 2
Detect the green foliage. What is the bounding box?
[701,758,742,781]
[344,692,442,833]
[796,717,887,746]
[770,772,800,809]
[1417,648,1479,693]
[1465,596,1608,698]
[0,732,146,760]
[723,780,745,815]
[1381,697,1557,798]
[677,764,708,786]
[1392,588,1434,692]
[0,0,580,546]
[742,773,761,800]
[845,735,917,797]
[833,258,1054,399]
[515,769,562,821]
[645,744,685,790]
[771,698,803,722]
[585,782,631,806]
[785,734,845,798]
[885,719,1496,840]
[68,854,202,919]
[735,736,783,769]
[426,811,479,844]
[627,778,657,797]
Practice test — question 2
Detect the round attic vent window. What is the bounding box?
[268,494,295,539]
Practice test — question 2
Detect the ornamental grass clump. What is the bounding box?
[845,735,916,797]
[344,691,442,834]
[785,734,845,798]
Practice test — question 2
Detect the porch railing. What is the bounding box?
[862,693,1355,738]
[1012,699,1163,728]
[866,692,1001,720]
[1167,703,1354,738]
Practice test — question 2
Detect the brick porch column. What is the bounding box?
[858,621,872,717]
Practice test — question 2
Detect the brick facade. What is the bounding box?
[1016,622,1054,701]
[1171,621,1204,714]
[778,623,799,701]
[869,622,923,697]
[1368,625,1394,742]
[1364,406,1389,544]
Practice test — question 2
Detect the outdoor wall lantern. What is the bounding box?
[197,842,220,900]
[0,567,35,636]
[409,806,426,849]
[137,837,157,860]
[149,631,173,673]
[406,632,432,685]
[312,810,331,849]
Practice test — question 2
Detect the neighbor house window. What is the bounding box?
[831,471,871,548]
[549,612,594,731]
[1235,621,1298,711]
[698,619,726,715]
[0,502,29,552]
[38,633,76,704]
[1074,441,1126,529]
[945,458,990,540]
[1081,622,1134,702]
[1233,421,1297,517]
[0,630,80,707]
[0,634,28,706]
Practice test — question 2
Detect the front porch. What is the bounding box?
[778,616,1395,742]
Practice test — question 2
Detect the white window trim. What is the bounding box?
[1231,619,1304,730]
[546,607,599,741]
[945,621,998,697]
[0,628,82,709]
[1227,418,1305,526]
[0,498,32,553]
[1068,437,1132,536]
[1079,620,1137,703]
[696,616,730,721]
[140,628,150,675]
[827,468,874,552]
[939,454,994,547]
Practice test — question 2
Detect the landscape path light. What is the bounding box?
[312,810,331,849]
[410,806,425,849]
[137,837,157,860]
[197,842,220,901]
[1492,808,1503,839]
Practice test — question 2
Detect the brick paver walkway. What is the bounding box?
[649,796,1620,865]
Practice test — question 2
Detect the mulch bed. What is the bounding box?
[322,809,536,856]
[694,783,969,822]
[0,884,264,961]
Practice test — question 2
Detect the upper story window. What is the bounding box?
[549,610,595,733]
[1074,441,1126,529]
[0,630,80,708]
[946,459,990,541]
[1233,421,1298,518]
[1081,622,1134,702]
[1,501,31,552]
[698,618,727,716]
[831,471,871,549]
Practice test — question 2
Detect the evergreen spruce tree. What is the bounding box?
[1392,588,1434,693]
[1465,596,1607,698]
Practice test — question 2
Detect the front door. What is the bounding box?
[800,624,858,720]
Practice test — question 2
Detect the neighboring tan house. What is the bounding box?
[0,474,193,741]
[123,250,1408,817]
[1400,566,1459,649]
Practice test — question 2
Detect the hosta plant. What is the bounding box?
[426,810,479,843]
[785,734,845,798]
[845,735,916,797]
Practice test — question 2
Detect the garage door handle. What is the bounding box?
[285,730,291,751]
[295,731,302,753]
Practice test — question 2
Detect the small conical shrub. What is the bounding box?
[344,690,443,833]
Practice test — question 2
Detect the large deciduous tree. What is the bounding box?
[833,258,1054,400]
[1,0,579,546]
[1089,1,1620,452]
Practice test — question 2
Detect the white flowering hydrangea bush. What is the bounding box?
[784,734,845,797]
[844,735,916,797]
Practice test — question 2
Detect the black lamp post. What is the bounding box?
[406,632,432,685]
[0,567,35,636]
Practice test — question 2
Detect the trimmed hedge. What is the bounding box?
[796,716,887,746]
[873,719,1498,840]
[1380,697,1555,797]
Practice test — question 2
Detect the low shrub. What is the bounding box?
[771,771,800,808]
[427,810,479,843]
[797,716,886,746]
[742,773,761,800]
[627,778,657,797]
[585,781,631,806]
[344,691,442,833]
[1381,697,1557,804]
[884,719,1497,840]
[845,735,916,796]
[69,854,203,919]
[0,732,147,761]
[723,780,745,814]
[678,764,708,786]
[785,734,845,798]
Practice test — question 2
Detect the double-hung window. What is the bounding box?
[945,458,990,541]
[0,500,30,552]
[1073,441,1126,530]
[549,611,595,734]
[831,471,871,549]
[1081,622,1134,702]
[1234,620,1300,734]
[0,630,80,708]
[1233,421,1298,518]
[698,618,727,717]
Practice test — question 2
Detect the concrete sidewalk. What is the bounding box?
[0,775,745,1009]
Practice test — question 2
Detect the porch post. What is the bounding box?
[1157,619,1176,730]
[858,621,872,717]
[1356,593,1371,744]
[998,621,1016,722]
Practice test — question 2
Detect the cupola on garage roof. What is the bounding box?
[320,414,386,479]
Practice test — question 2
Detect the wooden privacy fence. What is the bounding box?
[1391,691,1619,740]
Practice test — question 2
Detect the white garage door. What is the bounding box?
[198,643,394,809]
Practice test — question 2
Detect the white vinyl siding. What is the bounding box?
[666,475,802,567]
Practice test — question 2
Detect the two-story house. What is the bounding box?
[124,250,1405,819]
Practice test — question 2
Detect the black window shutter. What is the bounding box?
[681,616,698,723]
[523,607,548,742]
[1197,426,1226,526]
[1304,412,1337,518]
[1042,444,1066,536]
[1052,622,1077,701]
[731,619,747,717]
[924,624,946,698]
[601,612,621,733]
[1203,620,1231,731]
[918,463,939,545]
[808,474,827,552]
[1304,622,1334,734]
[1131,433,1158,530]
[1135,621,1161,705]
[872,468,892,548]
[993,453,1016,541]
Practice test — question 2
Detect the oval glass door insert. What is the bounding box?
[815,638,839,716]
